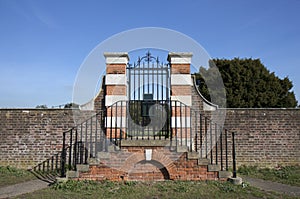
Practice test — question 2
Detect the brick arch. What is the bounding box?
[122,150,176,180]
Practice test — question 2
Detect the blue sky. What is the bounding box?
[0,0,299,108]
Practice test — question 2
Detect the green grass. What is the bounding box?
[14,180,297,199]
[238,165,300,187]
[0,166,36,187]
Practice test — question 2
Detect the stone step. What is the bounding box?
[177,146,188,153]
[66,170,79,178]
[218,170,232,178]
[187,151,199,159]
[198,158,210,165]
[76,164,89,172]
[208,164,221,172]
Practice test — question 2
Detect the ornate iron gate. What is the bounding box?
[127,52,171,139]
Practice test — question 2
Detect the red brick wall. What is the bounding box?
[0,109,94,169]
[224,109,300,167]
[170,64,190,74]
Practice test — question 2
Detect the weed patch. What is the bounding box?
[0,166,36,187]
[238,165,300,186]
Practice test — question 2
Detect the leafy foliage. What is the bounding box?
[64,103,80,109]
[195,58,298,108]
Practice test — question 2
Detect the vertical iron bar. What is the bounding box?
[142,62,144,100]
[150,102,152,140]
[152,63,154,99]
[156,63,159,104]
[47,159,50,172]
[114,102,118,150]
[120,101,123,144]
[80,123,83,157]
[128,65,131,101]
[161,67,163,101]
[184,105,187,149]
[215,123,218,165]
[61,132,66,177]
[200,114,202,157]
[189,107,192,152]
[110,106,113,142]
[169,99,172,142]
[210,121,213,164]
[95,114,98,153]
[90,118,93,158]
[225,129,228,171]
[220,129,223,171]
[125,102,127,140]
[80,123,82,139]
[175,101,178,150]
[148,59,150,94]
[55,153,58,171]
[232,132,237,178]
[51,156,54,172]
[85,121,88,159]
[136,101,138,139]
[138,61,140,101]
[180,103,183,146]
[74,128,78,170]
[195,112,198,152]
[205,117,208,159]
[105,107,108,152]
[69,130,72,170]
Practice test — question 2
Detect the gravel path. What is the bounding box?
[0,179,49,198]
[243,176,300,197]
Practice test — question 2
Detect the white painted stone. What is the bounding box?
[145,149,152,161]
[168,52,193,64]
[171,96,192,106]
[105,74,126,85]
[105,117,126,128]
[104,52,129,64]
[105,95,127,106]
[171,74,192,85]
[171,117,191,127]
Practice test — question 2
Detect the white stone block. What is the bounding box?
[145,149,152,161]
[105,95,127,106]
[104,52,129,64]
[171,117,191,127]
[105,74,126,85]
[171,74,192,85]
[171,96,192,106]
[105,117,126,128]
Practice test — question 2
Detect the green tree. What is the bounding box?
[195,58,298,108]
[35,104,48,109]
[64,103,80,109]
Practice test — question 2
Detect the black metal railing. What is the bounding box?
[60,110,106,177]
[30,150,65,183]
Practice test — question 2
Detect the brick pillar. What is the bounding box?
[168,52,193,150]
[104,52,129,138]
